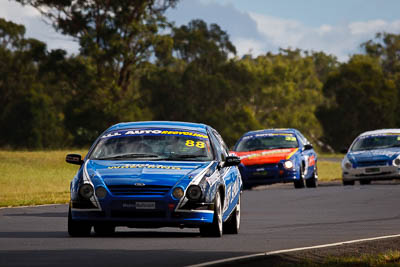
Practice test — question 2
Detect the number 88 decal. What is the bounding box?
[185,140,205,148]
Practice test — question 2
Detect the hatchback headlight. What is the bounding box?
[342,158,353,169]
[172,187,184,199]
[95,186,107,199]
[186,185,202,201]
[283,160,294,169]
[344,162,352,169]
[79,184,94,199]
[393,156,400,166]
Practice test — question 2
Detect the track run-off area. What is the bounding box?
[1,181,400,266]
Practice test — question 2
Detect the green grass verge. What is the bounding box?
[0,150,342,207]
[276,250,400,266]
[0,150,85,207]
[318,153,345,158]
[324,250,400,266]
[318,161,342,182]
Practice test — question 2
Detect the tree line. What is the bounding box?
[1,0,400,151]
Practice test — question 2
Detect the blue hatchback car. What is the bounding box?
[342,129,400,185]
[66,121,242,237]
[231,129,318,189]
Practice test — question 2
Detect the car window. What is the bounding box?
[296,132,308,147]
[207,129,227,161]
[235,133,298,152]
[212,130,229,157]
[89,128,213,161]
[351,134,400,151]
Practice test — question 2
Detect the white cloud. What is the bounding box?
[0,1,39,18]
[233,37,265,56]
[0,1,79,54]
[318,25,333,35]
[349,20,388,35]
[249,13,305,48]
[247,12,400,61]
[2,0,400,62]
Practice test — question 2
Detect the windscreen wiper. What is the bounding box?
[167,154,208,160]
[96,153,161,160]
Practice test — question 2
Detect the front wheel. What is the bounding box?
[343,180,355,186]
[68,206,91,237]
[223,194,241,234]
[94,224,116,236]
[200,191,223,237]
[294,166,305,189]
[306,167,318,188]
[359,179,371,185]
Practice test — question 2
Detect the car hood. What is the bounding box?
[347,147,400,163]
[232,148,298,166]
[85,160,211,187]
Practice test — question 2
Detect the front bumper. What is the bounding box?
[71,197,214,227]
[239,164,298,186]
[342,165,400,181]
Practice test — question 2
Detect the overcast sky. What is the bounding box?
[1,0,399,61]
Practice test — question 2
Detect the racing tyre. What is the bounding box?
[305,167,318,188]
[243,184,252,190]
[68,206,92,237]
[294,167,305,189]
[342,180,355,186]
[200,191,223,237]
[94,224,116,236]
[360,179,371,185]
[223,194,241,234]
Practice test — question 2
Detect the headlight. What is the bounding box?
[172,187,184,199]
[283,160,294,169]
[186,185,202,201]
[344,162,352,169]
[79,184,94,199]
[95,186,107,199]
[393,156,400,166]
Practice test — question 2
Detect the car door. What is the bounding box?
[209,128,240,221]
[297,132,317,178]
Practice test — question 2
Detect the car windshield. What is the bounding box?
[89,128,213,161]
[351,134,400,152]
[234,133,298,152]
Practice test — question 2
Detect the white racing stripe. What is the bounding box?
[82,160,101,211]
[187,233,400,267]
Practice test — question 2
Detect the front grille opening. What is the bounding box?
[111,210,166,218]
[357,160,388,167]
[107,185,171,196]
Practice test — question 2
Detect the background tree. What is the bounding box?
[14,0,178,145]
[142,19,259,146]
[362,32,400,75]
[0,18,68,148]
[239,49,324,144]
[317,55,397,150]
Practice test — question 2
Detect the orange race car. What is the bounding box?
[231,129,317,189]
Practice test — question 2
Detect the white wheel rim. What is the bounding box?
[236,195,241,230]
[216,194,222,233]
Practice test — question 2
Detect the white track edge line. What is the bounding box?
[0,204,65,210]
[187,233,400,267]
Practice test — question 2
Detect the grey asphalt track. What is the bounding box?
[1,182,400,267]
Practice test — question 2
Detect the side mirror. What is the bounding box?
[224,155,241,167]
[303,144,313,150]
[66,154,83,165]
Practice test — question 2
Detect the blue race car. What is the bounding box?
[66,121,242,237]
[342,129,400,185]
[231,129,318,189]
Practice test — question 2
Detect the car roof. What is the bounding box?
[242,128,299,137]
[105,121,209,133]
[358,129,400,137]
